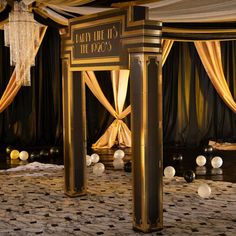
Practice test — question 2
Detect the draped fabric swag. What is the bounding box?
[0,26,47,113]
[84,70,131,149]
[194,41,236,113]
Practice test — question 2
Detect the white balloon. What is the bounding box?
[198,183,211,198]
[196,155,206,167]
[91,153,100,163]
[93,163,105,176]
[164,166,175,178]
[211,156,223,168]
[86,155,92,166]
[19,151,29,161]
[113,158,124,169]
[114,149,125,159]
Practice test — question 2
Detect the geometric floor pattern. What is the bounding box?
[0,162,235,235]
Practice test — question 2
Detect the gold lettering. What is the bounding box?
[80,44,88,54]
[107,41,112,52]
[107,26,118,40]
[75,32,91,43]
[91,41,112,54]
[107,28,112,39]
[93,30,104,41]
[112,26,118,39]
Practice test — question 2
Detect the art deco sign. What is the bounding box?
[73,22,120,58]
[61,7,162,70]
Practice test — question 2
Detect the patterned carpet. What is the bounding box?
[0,162,235,235]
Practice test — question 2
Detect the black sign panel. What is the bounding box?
[73,22,121,59]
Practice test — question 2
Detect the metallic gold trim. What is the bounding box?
[71,56,121,64]
[128,47,161,53]
[162,37,236,42]
[112,0,160,8]
[68,65,125,71]
[123,37,161,44]
[127,19,162,27]
[122,29,162,37]
[163,26,236,34]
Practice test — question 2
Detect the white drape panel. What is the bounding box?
[48,4,109,15]
[144,0,236,22]
[84,71,131,149]
[35,6,69,26]
[194,41,236,113]
[32,0,236,23]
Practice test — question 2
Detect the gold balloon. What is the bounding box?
[10,150,20,160]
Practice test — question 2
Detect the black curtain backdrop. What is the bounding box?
[0,27,63,147]
[1,29,236,148]
[163,41,236,146]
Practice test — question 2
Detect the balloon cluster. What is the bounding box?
[112,149,132,173]
[194,145,223,198]
[5,145,61,162]
[195,154,223,169]
[86,153,105,176]
[6,146,29,161]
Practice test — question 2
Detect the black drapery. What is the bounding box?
[1,28,236,148]
[0,28,63,147]
[163,41,236,146]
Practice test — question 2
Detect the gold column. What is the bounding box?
[130,53,163,232]
[62,62,87,197]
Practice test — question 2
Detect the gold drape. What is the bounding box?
[194,41,236,113]
[162,39,174,66]
[0,26,47,113]
[84,70,131,149]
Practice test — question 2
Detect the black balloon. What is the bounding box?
[124,161,132,172]
[183,170,195,183]
[30,152,41,161]
[172,153,183,163]
[6,146,13,154]
[39,149,50,158]
[203,145,214,154]
[49,146,60,157]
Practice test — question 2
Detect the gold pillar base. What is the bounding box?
[133,225,163,233]
[65,190,87,198]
